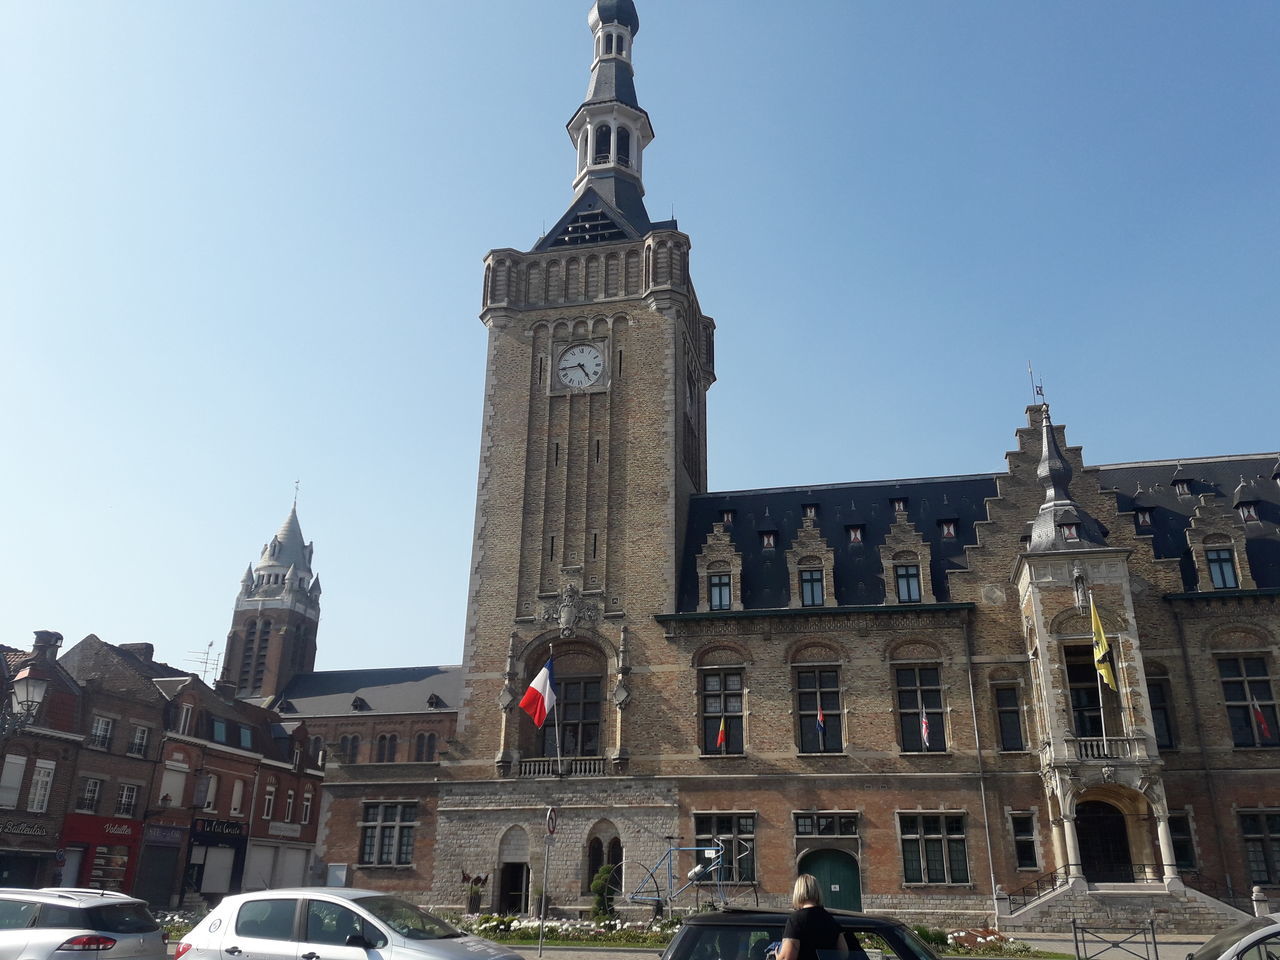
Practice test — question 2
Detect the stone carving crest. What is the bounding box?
[541,583,599,637]
[1101,764,1116,784]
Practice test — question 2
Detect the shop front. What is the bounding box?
[134,822,188,909]
[0,815,59,886]
[243,821,313,890]
[188,817,247,900]
[61,813,142,892]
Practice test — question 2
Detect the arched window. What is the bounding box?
[339,735,350,762]
[376,734,398,763]
[578,129,588,171]
[426,732,437,761]
[594,124,612,164]
[616,35,625,56]
[387,734,397,762]
[604,33,614,54]
[309,735,323,759]
[348,734,361,763]
[608,837,623,866]
[587,837,605,886]
[617,127,631,168]
[414,733,427,762]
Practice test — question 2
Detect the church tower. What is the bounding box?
[222,504,322,702]
[456,0,716,763]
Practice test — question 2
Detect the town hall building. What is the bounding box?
[224,0,1280,931]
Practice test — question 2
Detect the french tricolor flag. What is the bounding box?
[519,658,558,728]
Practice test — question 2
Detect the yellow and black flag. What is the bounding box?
[1090,593,1117,691]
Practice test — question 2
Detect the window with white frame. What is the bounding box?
[0,755,28,809]
[230,779,245,816]
[359,802,418,866]
[284,790,295,821]
[262,784,276,820]
[302,790,313,824]
[89,716,114,750]
[115,783,138,818]
[127,726,150,758]
[77,777,102,813]
[202,774,219,812]
[178,703,193,735]
[26,760,55,814]
[900,812,969,884]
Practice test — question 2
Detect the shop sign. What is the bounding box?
[194,818,245,838]
[0,818,51,838]
[267,821,301,839]
[62,814,137,846]
[143,824,187,846]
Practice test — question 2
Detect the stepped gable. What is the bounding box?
[678,473,999,611]
[272,664,463,715]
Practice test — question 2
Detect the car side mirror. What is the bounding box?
[345,934,371,949]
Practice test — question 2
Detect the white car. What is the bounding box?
[1187,913,1280,960]
[177,888,526,960]
[0,886,167,959]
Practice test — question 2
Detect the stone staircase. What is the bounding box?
[1000,879,1258,934]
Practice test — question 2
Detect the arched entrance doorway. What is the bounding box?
[1076,800,1132,882]
[798,849,861,911]
[497,826,530,914]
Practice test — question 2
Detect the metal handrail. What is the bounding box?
[1008,863,1075,912]
[1089,862,1163,883]
[1180,870,1253,912]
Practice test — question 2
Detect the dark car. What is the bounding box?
[661,908,943,960]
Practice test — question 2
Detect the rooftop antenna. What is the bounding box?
[188,639,222,683]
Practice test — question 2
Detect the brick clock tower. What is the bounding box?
[222,504,322,702]
[453,0,714,776]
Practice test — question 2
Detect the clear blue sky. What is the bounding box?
[3,2,1277,674]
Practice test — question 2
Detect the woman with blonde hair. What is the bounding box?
[776,874,847,960]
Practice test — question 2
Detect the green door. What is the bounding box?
[799,849,861,911]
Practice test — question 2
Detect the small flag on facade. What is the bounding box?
[1090,593,1117,691]
[919,701,930,749]
[816,704,826,742]
[1250,690,1274,740]
[519,658,557,728]
[716,715,727,751]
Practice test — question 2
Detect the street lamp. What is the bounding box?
[0,631,56,740]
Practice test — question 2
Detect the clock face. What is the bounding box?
[557,343,605,388]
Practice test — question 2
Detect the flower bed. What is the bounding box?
[455,913,680,946]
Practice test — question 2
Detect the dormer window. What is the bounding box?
[803,504,817,519]
[1239,503,1259,523]
[1207,549,1239,590]
[427,694,444,709]
[847,525,864,544]
[351,696,371,712]
[939,520,957,539]
[891,498,907,513]
[721,510,735,525]
[1060,523,1080,541]
[761,532,776,550]
[1173,480,1191,496]
[1136,509,1153,526]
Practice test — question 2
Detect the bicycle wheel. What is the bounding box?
[714,880,759,909]
[607,859,662,909]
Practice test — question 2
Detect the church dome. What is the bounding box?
[589,0,640,36]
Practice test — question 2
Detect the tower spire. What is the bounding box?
[536,0,656,249]
[1027,405,1108,552]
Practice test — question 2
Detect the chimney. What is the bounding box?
[215,678,238,700]
[32,630,63,662]
[120,643,154,662]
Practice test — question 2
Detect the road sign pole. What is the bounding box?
[537,806,557,958]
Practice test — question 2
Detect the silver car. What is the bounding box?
[177,888,525,960]
[1187,913,1280,960]
[0,886,167,959]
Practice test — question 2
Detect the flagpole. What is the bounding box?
[1090,590,1109,753]
[549,643,564,776]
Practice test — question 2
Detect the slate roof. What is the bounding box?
[679,474,999,611]
[272,664,464,717]
[1100,454,1280,592]
[676,453,1280,612]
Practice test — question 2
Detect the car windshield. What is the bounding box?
[1188,916,1275,960]
[354,896,461,940]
